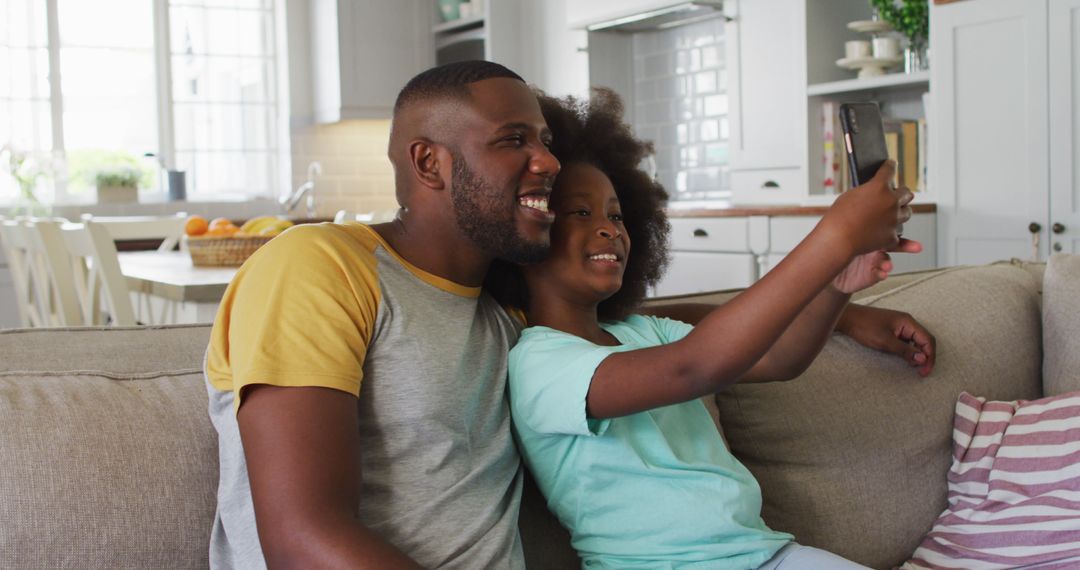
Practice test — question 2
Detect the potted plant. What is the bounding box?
[95,167,141,204]
[869,0,930,72]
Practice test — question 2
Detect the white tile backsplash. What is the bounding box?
[632,18,730,203]
[289,120,398,219]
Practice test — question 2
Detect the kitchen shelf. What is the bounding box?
[807,71,930,96]
[435,27,485,51]
[432,15,484,34]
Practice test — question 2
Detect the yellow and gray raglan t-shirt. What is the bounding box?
[204,222,524,569]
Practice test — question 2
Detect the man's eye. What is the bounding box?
[504,135,525,145]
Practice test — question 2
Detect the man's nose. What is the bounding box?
[529,145,560,177]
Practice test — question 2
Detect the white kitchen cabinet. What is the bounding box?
[308,0,434,122]
[763,212,938,276]
[654,216,759,296]
[432,0,531,80]
[726,0,805,204]
[1049,0,1080,255]
[653,210,938,297]
[654,251,758,296]
[931,0,1078,264]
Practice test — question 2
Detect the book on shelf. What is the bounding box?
[821,100,845,194]
[821,99,926,194]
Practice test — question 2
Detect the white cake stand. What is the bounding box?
[836,56,903,79]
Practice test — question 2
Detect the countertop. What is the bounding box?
[665,203,937,218]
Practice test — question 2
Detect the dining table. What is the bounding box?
[118,250,238,323]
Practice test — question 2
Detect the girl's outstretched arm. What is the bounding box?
[587,163,910,418]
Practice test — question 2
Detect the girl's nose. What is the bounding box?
[598,227,622,240]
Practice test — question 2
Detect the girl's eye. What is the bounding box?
[573,209,590,217]
[610,213,624,222]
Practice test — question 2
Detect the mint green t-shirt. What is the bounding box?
[508,314,792,569]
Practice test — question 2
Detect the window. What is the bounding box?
[0,0,53,204]
[0,0,286,205]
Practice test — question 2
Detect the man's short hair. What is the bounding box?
[393,60,524,113]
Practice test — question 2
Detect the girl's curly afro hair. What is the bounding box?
[484,87,670,321]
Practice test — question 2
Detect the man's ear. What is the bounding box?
[408,139,451,191]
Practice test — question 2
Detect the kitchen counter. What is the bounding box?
[666,203,937,218]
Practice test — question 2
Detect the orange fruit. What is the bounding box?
[205,225,239,237]
[185,215,209,237]
[209,217,234,230]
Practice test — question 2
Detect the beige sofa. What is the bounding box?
[1,259,1076,569]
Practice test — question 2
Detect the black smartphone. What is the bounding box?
[838,102,889,187]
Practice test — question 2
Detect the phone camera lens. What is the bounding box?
[848,109,859,133]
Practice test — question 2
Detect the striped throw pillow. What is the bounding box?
[902,391,1080,569]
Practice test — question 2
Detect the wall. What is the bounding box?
[289,120,398,219]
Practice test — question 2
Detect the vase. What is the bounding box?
[13,185,50,217]
[905,42,929,73]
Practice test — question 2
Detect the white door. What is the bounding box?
[1049,0,1080,254]
[931,0,1050,265]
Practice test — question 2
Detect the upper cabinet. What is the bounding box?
[295,0,537,124]
[304,0,434,123]
[725,0,806,203]
[931,0,1079,264]
[432,0,530,79]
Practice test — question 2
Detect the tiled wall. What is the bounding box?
[631,18,730,202]
[289,120,399,220]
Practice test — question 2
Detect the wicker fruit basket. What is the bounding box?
[186,235,273,267]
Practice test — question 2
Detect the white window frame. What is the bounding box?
[31,0,288,204]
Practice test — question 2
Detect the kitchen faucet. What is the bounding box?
[281,161,322,218]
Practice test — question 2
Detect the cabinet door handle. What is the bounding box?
[693,228,709,237]
[1029,222,1042,234]
[761,180,780,189]
[1052,222,1066,234]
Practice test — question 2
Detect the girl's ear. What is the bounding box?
[408,139,451,191]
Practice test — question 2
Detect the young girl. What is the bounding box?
[487,89,928,569]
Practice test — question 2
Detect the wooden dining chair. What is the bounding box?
[14,216,83,328]
[79,213,187,252]
[76,214,189,323]
[60,221,139,326]
[0,217,42,327]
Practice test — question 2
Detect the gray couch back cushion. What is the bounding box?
[1043,253,1080,396]
[0,325,216,569]
[714,264,1045,569]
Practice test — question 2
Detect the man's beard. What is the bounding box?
[450,155,549,264]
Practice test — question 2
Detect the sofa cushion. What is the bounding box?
[0,325,216,569]
[1043,253,1080,396]
[714,264,1044,569]
[902,390,1080,569]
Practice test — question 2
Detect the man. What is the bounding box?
[205,61,934,569]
